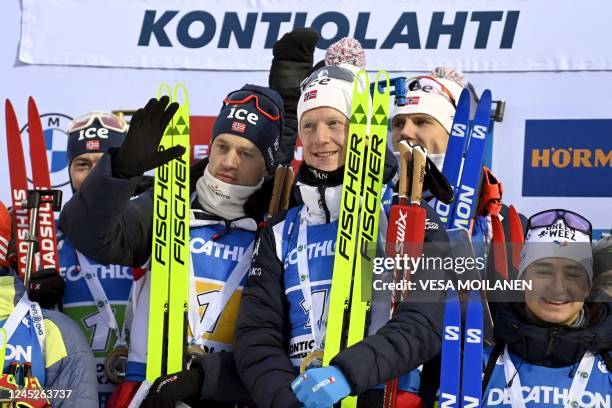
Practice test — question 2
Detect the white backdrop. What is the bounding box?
[1,0,610,233]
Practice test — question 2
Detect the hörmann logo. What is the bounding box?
[530,148,611,169]
[138,10,519,50]
[523,119,612,197]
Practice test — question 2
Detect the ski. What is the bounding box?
[449,90,492,231]
[383,141,427,408]
[27,97,60,272]
[438,89,493,408]
[167,83,190,374]
[6,100,30,277]
[146,83,191,380]
[323,70,369,375]
[6,98,61,281]
[433,88,472,227]
[439,289,462,408]
[460,291,483,408]
[345,70,390,352]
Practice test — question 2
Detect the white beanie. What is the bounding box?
[297,63,364,128]
[392,67,465,134]
[518,218,593,284]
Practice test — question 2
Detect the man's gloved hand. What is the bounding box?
[291,366,352,408]
[141,367,203,408]
[28,268,65,309]
[269,28,319,115]
[112,96,183,178]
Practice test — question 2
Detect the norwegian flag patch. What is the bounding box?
[232,121,246,133]
[303,90,318,101]
[407,96,420,105]
[86,140,100,150]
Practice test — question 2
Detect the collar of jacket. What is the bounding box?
[493,299,612,367]
[189,196,258,232]
[291,151,398,225]
[189,158,272,224]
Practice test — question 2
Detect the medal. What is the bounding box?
[300,350,324,373]
[104,346,128,384]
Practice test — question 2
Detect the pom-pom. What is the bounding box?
[325,37,366,69]
[430,66,466,87]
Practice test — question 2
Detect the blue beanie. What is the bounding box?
[67,118,126,165]
[212,84,284,174]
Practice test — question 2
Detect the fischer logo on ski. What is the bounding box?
[147,83,190,381]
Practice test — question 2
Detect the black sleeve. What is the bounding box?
[233,222,301,408]
[331,202,451,394]
[198,351,251,403]
[59,153,154,267]
[276,113,299,166]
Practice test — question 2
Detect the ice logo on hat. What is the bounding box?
[19,113,73,188]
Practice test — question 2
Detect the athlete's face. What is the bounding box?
[524,257,590,326]
[208,133,266,186]
[391,113,449,154]
[70,152,104,190]
[299,107,349,172]
[595,271,612,297]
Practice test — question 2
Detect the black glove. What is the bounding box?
[142,367,203,408]
[28,268,65,309]
[112,96,183,178]
[269,28,319,114]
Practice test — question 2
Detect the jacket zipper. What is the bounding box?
[545,327,560,358]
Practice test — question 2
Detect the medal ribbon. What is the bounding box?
[296,206,329,351]
[502,345,596,408]
[187,240,254,347]
[76,251,132,348]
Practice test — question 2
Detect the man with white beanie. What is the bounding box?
[390,67,465,171]
[235,37,453,407]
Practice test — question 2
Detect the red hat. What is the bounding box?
[0,201,10,266]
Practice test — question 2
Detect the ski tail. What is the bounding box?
[323,70,369,371]
[460,291,484,408]
[146,84,174,381]
[439,289,462,408]
[28,97,60,271]
[5,99,30,278]
[433,88,472,227]
[448,90,492,232]
[166,83,190,374]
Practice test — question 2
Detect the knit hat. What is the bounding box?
[297,62,364,128]
[67,113,127,165]
[518,218,593,284]
[212,84,284,175]
[392,67,465,134]
[0,201,10,266]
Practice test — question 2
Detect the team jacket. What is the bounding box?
[59,154,272,404]
[56,230,134,407]
[234,162,453,408]
[0,269,98,407]
[482,300,612,407]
